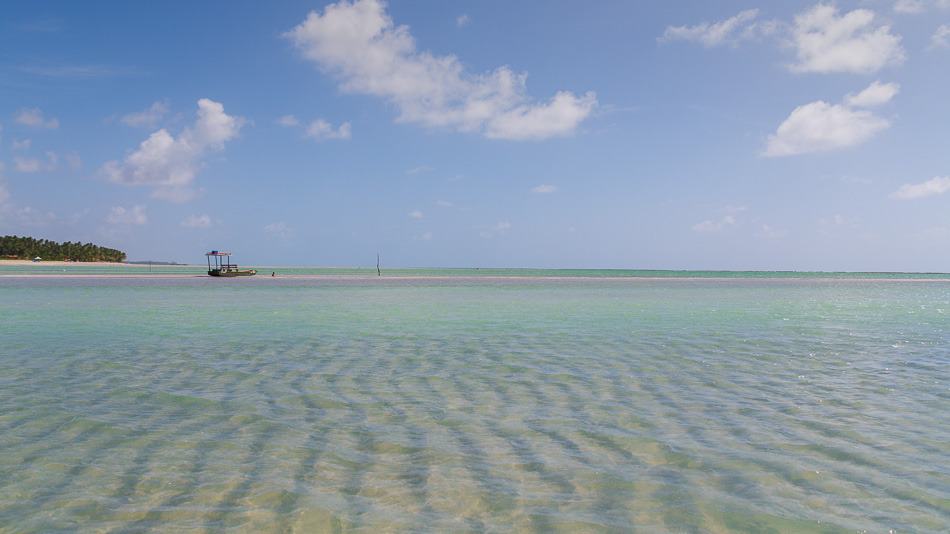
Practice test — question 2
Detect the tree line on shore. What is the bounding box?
[0,235,126,262]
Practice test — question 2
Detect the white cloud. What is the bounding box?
[931,24,950,48]
[844,81,899,107]
[494,221,511,232]
[765,102,888,156]
[277,114,351,141]
[181,214,212,228]
[765,81,895,157]
[277,114,300,127]
[894,0,926,14]
[12,138,31,151]
[13,157,41,173]
[531,184,557,193]
[101,98,244,202]
[456,14,470,28]
[13,152,58,173]
[484,91,596,140]
[892,176,950,199]
[264,221,292,239]
[121,100,169,128]
[660,9,768,47]
[692,215,736,233]
[285,0,595,140]
[408,209,424,220]
[893,0,950,13]
[435,199,454,207]
[306,119,351,140]
[406,165,432,175]
[789,4,904,74]
[107,205,147,225]
[15,108,59,129]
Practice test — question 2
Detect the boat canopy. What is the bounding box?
[206,251,232,256]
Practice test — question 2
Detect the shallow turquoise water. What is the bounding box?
[2,262,950,279]
[1,277,948,532]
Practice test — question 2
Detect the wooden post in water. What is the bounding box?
[376,253,381,276]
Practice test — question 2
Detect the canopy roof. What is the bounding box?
[206,251,232,256]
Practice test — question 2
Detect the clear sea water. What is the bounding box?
[3,262,950,279]
[1,273,948,532]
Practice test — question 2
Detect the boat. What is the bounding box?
[205,251,257,277]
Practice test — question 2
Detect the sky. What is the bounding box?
[1,0,949,271]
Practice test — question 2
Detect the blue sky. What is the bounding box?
[1,0,949,270]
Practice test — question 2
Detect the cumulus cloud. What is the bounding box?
[662,5,905,75]
[121,100,169,128]
[789,4,904,74]
[14,152,58,173]
[764,81,896,157]
[456,14,470,28]
[660,9,775,47]
[408,209,424,220]
[894,0,950,14]
[15,108,59,129]
[932,24,950,48]
[12,138,31,151]
[764,102,888,157]
[844,81,900,107]
[107,205,147,225]
[285,0,595,140]
[892,176,950,199]
[692,215,736,233]
[894,0,926,13]
[277,114,300,127]
[181,214,212,228]
[100,99,244,202]
[14,157,41,173]
[531,184,557,193]
[306,118,351,140]
[278,114,351,140]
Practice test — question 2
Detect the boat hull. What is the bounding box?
[208,269,257,277]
